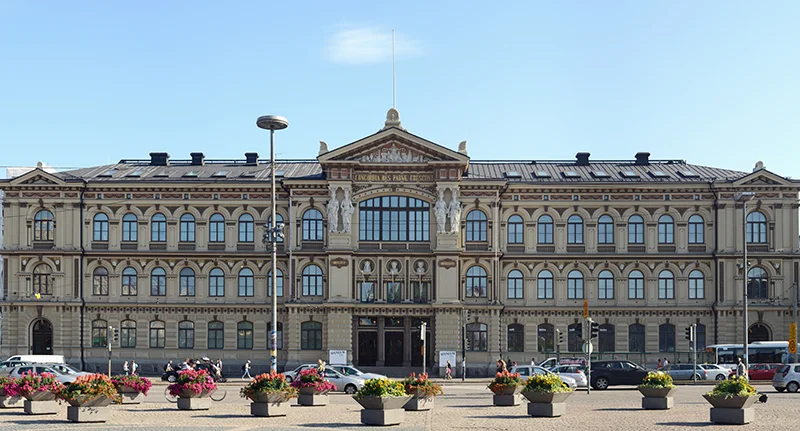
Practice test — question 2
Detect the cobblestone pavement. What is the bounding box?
[0,383,796,430]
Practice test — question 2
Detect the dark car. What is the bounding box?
[589,360,650,390]
[162,362,224,383]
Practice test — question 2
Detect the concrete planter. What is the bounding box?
[703,395,758,425]
[356,396,412,426]
[23,400,60,415]
[66,395,114,408]
[248,392,294,417]
[297,387,330,406]
[0,396,24,409]
[67,406,110,423]
[116,386,146,404]
[491,385,523,406]
[404,394,435,411]
[522,391,573,417]
[24,392,57,402]
[639,387,677,410]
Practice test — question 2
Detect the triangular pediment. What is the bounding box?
[733,169,794,187]
[8,168,66,186]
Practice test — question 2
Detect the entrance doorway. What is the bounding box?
[31,319,53,355]
[358,332,377,366]
[749,323,771,342]
[411,333,432,367]
[385,332,404,366]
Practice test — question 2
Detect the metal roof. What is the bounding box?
[57,160,323,182]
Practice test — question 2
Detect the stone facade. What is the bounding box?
[1,109,799,375]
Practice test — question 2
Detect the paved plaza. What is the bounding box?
[0,383,797,430]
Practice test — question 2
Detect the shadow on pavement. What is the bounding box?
[447,404,490,408]
[299,423,362,428]
[8,419,64,425]
[468,415,525,420]
[594,408,643,412]
[656,423,714,427]
[128,408,176,412]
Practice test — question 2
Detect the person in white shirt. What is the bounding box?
[132,360,139,375]
[123,361,130,376]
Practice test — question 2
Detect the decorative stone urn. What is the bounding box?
[249,392,292,417]
[522,391,573,417]
[176,389,212,411]
[703,395,758,425]
[297,386,329,407]
[0,395,24,409]
[23,392,60,415]
[356,395,413,426]
[66,395,114,423]
[116,386,145,404]
[404,388,435,411]
[639,387,677,410]
[492,385,523,406]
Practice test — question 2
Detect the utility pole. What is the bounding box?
[461,309,467,381]
[686,324,697,383]
[107,325,113,377]
[793,282,798,362]
[421,322,427,375]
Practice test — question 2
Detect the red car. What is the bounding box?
[748,363,781,380]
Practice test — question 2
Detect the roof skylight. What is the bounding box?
[504,171,521,178]
[562,171,581,178]
[211,171,229,177]
[533,171,551,178]
[592,170,610,178]
[621,170,640,178]
[183,171,200,178]
[98,169,118,177]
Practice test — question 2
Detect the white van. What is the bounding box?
[4,355,65,364]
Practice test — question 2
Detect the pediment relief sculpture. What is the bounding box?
[358,143,430,164]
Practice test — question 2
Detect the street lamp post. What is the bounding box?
[257,115,289,373]
[735,191,755,376]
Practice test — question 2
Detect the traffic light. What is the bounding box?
[685,325,694,342]
[557,329,565,344]
[112,327,120,344]
[590,320,599,339]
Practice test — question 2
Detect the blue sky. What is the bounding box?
[1,1,798,177]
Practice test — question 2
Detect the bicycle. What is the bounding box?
[164,387,227,403]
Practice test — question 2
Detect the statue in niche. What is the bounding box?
[434,188,447,233]
[415,261,426,274]
[388,260,400,274]
[361,260,373,274]
[340,186,355,233]
[447,187,461,233]
[327,185,340,233]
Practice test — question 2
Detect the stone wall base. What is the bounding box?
[67,406,110,423]
[710,407,754,425]
[528,402,567,417]
[642,396,673,410]
[361,408,405,426]
[23,400,60,415]
[251,402,290,417]
[493,394,520,406]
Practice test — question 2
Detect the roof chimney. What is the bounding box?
[634,152,651,166]
[245,152,259,166]
[190,152,205,166]
[149,152,170,166]
[576,152,590,166]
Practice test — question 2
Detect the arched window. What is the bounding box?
[178,321,194,349]
[567,215,584,244]
[149,320,165,348]
[507,215,524,244]
[507,270,524,299]
[238,213,254,242]
[567,270,584,299]
[466,323,488,351]
[628,270,644,299]
[92,267,109,296]
[465,266,487,298]
[695,323,707,350]
[209,213,225,243]
[359,196,430,241]
[268,322,283,350]
[658,215,674,244]
[659,323,675,352]
[598,270,614,299]
[301,321,323,350]
[122,213,138,242]
[302,264,323,296]
[628,215,644,244]
[237,321,254,349]
[208,321,224,349]
[92,319,108,347]
[629,324,646,352]
[150,267,166,296]
[537,323,554,353]
[598,215,614,244]
[568,323,583,352]
[658,270,675,299]
[33,210,55,241]
[507,324,524,352]
[179,268,195,296]
[269,214,285,243]
[746,211,768,244]
[209,268,225,297]
[599,324,615,352]
[747,267,769,299]
[268,269,283,297]
[466,210,487,242]
[537,270,554,299]
[302,209,323,241]
[151,213,167,242]
[238,268,254,297]
[93,213,109,241]
[32,264,52,295]
[688,215,704,244]
[120,320,136,348]
[179,213,195,242]
[537,215,554,244]
[749,323,771,342]
[121,267,137,296]
[689,270,705,299]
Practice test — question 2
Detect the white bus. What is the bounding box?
[706,341,797,369]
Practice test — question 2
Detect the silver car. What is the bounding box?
[330,365,386,380]
[699,364,731,381]
[510,365,578,390]
[8,364,88,384]
[661,364,707,381]
[283,364,365,394]
[550,364,588,387]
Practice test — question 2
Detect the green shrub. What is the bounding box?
[706,376,758,398]
[638,371,675,389]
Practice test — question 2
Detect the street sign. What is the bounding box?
[790,323,797,354]
[583,299,589,318]
[582,341,594,354]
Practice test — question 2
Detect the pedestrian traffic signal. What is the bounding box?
[590,320,599,339]
[685,325,694,341]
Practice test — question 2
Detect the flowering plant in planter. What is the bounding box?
[111,374,153,396]
[0,376,15,396]
[290,369,337,392]
[353,378,407,400]
[167,369,217,397]
[58,374,121,405]
[639,371,675,389]
[523,373,572,393]
[4,372,64,399]
[706,376,758,399]
[240,372,298,401]
[488,370,524,395]
[402,373,443,398]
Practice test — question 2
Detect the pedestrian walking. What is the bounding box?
[164,360,174,373]
[123,361,130,376]
[445,360,453,380]
[663,358,670,367]
[317,359,326,372]
[216,358,223,375]
[132,360,138,375]
[530,357,536,367]
[736,358,746,378]
[657,359,663,369]
[242,360,252,379]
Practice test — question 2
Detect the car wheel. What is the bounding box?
[695,374,703,381]
[715,374,726,381]
[285,376,293,383]
[593,377,609,390]
[776,387,786,392]
[344,384,357,395]
[167,374,177,383]
[787,382,799,393]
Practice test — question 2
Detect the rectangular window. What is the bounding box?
[507,278,524,299]
[598,223,614,244]
[386,282,402,303]
[538,278,553,299]
[567,224,583,244]
[628,224,644,244]
[151,221,166,242]
[122,220,137,242]
[598,278,614,299]
[538,224,553,244]
[659,278,674,299]
[567,277,584,299]
[360,282,375,303]
[358,197,430,242]
[208,324,224,349]
[412,281,429,304]
[628,278,644,299]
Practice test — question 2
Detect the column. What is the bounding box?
[376,318,385,366]
[403,317,412,367]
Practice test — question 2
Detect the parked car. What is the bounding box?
[329,364,385,380]
[538,357,587,370]
[772,363,800,392]
[4,355,65,364]
[698,364,733,381]
[0,361,31,374]
[550,364,588,387]
[589,360,651,390]
[661,364,707,380]
[748,363,781,381]
[7,364,85,384]
[509,365,578,390]
[283,364,365,394]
